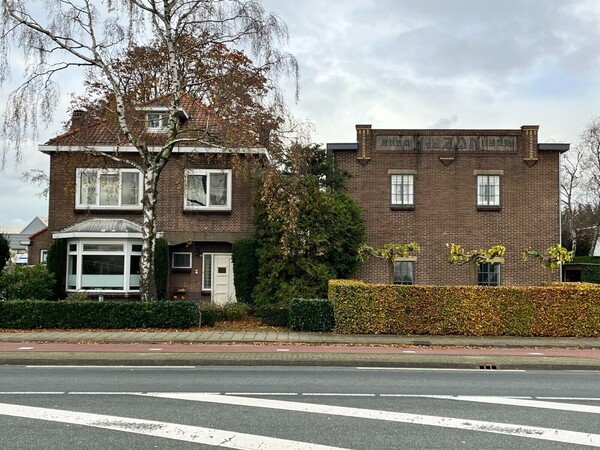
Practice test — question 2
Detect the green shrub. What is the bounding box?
[198,305,218,327]
[581,265,600,284]
[46,239,67,300]
[0,265,55,301]
[200,302,250,323]
[154,238,169,300]
[289,298,335,331]
[329,280,600,337]
[232,239,259,305]
[0,300,199,329]
[256,303,289,327]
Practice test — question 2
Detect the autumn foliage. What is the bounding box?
[329,280,600,337]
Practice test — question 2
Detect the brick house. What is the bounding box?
[29,95,264,302]
[328,125,569,286]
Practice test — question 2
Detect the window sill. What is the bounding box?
[390,205,415,211]
[477,205,501,211]
[75,206,143,212]
[171,267,192,273]
[183,208,232,214]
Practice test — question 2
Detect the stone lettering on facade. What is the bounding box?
[376,135,516,152]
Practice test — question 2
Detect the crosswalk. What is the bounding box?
[1,392,600,448]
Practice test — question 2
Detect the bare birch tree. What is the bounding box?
[0,0,298,301]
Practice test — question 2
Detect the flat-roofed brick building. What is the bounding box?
[328,124,569,286]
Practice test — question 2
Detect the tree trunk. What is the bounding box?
[139,168,159,302]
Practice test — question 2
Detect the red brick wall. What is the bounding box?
[334,129,561,286]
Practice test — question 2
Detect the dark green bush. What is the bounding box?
[256,303,289,327]
[46,239,67,300]
[581,265,600,284]
[0,233,9,273]
[232,239,259,305]
[199,305,218,327]
[289,298,335,331]
[0,265,55,301]
[0,300,199,329]
[199,302,250,323]
[154,238,169,300]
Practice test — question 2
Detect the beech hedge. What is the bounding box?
[0,300,199,329]
[329,280,600,337]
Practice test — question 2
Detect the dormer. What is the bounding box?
[137,106,189,132]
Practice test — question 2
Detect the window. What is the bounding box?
[478,262,501,286]
[393,261,414,285]
[185,169,232,210]
[203,253,213,291]
[40,250,48,264]
[172,252,192,269]
[391,174,414,207]
[147,112,169,131]
[76,169,142,209]
[66,239,141,292]
[477,175,500,208]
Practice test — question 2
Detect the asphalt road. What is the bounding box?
[1,366,600,449]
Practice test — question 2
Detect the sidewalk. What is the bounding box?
[0,330,599,370]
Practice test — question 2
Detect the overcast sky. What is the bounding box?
[2,0,600,229]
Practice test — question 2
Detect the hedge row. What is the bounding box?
[329,280,600,337]
[289,298,335,331]
[0,300,199,329]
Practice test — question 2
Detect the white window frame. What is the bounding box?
[40,250,48,264]
[477,175,501,207]
[184,169,232,211]
[66,239,142,293]
[146,112,169,132]
[391,174,415,206]
[76,168,143,210]
[202,253,213,291]
[172,252,192,270]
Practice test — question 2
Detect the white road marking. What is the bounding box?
[139,393,600,447]
[528,352,544,355]
[276,349,290,352]
[25,365,196,369]
[148,348,163,351]
[17,347,34,350]
[0,402,346,450]
[423,395,600,414]
[402,350,416,354]
[356,367,525,372]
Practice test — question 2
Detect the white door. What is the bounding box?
[212,254,235,305]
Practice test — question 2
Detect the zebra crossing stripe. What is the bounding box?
[140,393,600,447]
[0,402,346,450]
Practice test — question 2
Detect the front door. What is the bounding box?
[212,254,235,305]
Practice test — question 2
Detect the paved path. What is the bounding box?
[0,330,599,369]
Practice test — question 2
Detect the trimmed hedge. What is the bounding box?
[329,280,600,337]
[0,300,199,329]
[582,265,600,284]
[289,298,335,331]
[199,302,250,325]
[232,239,259,305]
[256,303,289,327]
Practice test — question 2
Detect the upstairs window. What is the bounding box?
[76,169,142,209]
[391,174,414,207]
[184,169,232,211]
[477,175,500,208]
[477,262,501,286]
[146,112,169,131]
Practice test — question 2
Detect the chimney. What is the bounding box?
[71,110,85,130]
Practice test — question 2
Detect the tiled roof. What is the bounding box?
[0,225,23,234]
[45,93,221,147]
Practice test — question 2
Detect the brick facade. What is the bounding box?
[329,125,567,286]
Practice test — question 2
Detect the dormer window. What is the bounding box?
[147,112,169,131]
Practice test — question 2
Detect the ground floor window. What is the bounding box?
[67,239,142,292]
[477,262,501,286]
[393,261,414,285]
